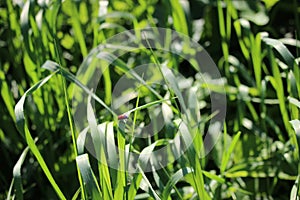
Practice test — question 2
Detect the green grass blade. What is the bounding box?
[289,97,300,109]
[220,131,241,173]
[162,167,193,200]
[263,38,295,69]
[71,187,81,200]
[217,0,229,68]
[251,33,262,90]
[127,173,143,200]
[10,146,30,200]
[290,120,300,161]
[113,124,127,200]
[6,178,14,200]
[70,1,88,57]
[138,165,161,200]
[76,154,102,200]
[233,19,250,60]
[202,170,225,184]
[290,175,300,200]
[87,95,113,199]
[169,0,189,35]
[0,69,15,121]
[42,60,117,116]
[14,70,66,199]
[268,49,293,137]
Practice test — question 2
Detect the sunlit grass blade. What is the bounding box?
[263,38,295,69]
[87,95,113,199]
[42,60,117,116]
[220,131,241,173]
[289,97,300,109]
[76,154,102,200]
[7,146,30,200]
[96,52,163,100]
[14,70,66,199]
[217,0,229,72]
[77,127,89,155]
[290,120,300,161]
[71,187,81,200]
[251,33,262,90]
[70,1,88,57]
[169,0,189,35]
[162,167,192,200]
[127,173,143,200]
[290,174,300,200]
[128,139,168,200]
[0,69,15,121]
[138,165,161,200]
[113,124,127,200]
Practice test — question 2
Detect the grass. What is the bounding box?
[1,0,300,199]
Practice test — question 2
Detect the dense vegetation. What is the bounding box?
[1,0,300,199]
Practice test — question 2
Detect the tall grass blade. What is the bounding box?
[220,131,241,173]
[76,154,102,200]
[9,147,30,200]
[14,70,66,199]
[87,95,113,199]
[162,167,192,200]
[169,0,189,35]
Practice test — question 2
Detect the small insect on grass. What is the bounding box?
[118,113,129,120]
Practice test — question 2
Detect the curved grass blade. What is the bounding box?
[289,97,300,109]
[162,167,193,200]
[169,0,189,35]
[43,60,117,117]
[14,70,66,199]
[98,11,138,30]
[87,95,113,199]
[7,146,30,200]
[290,175,300,200]
[290,120,300,160]
[77,127,89,155]
[76,154,102,200]
[71,187,81,200]
[0,69,15,121]
[220,131,241,173]
[96,52,162,100]
[113,124,127,200]
[263,37,295,69]
[6,178,14,200]
[127,140,168,200]
[138,165,161,200]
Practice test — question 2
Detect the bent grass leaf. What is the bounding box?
[14,70,66,199]
[263,38,295,69]
[162,167,192,200]
[138,165,161,200]
[128,139,168,200]
[289,97,300,109]
[43,60,117,117]
[170,0,189,35]
[76,154,102,200]
[220,131,241,173]
[87,95,113,199]
[7,146,30,200]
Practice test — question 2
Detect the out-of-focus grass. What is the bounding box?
[1,0,299,199]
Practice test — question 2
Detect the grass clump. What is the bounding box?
[1,0,300,199]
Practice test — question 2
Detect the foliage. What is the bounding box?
[1,0,300,199]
